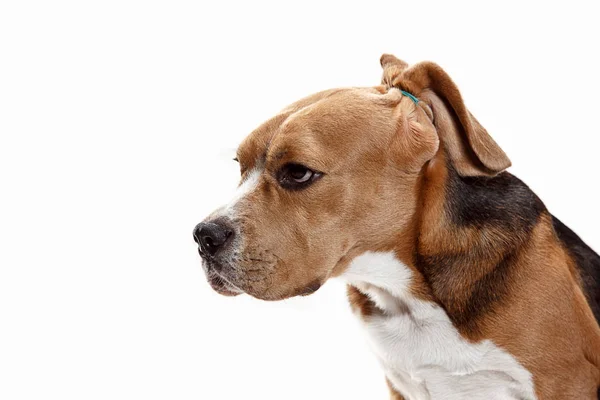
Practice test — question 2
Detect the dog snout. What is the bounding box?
[193,221,234,256]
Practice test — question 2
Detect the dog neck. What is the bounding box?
[343,148,546,333]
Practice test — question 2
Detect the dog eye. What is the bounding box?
[289,165,312,182]
[278,163,322,190]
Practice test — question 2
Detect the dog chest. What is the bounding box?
[360,304,536,399]
[342,251,537,400]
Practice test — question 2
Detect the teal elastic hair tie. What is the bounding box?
[400,90,419,105]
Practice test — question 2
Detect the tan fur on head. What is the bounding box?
[226,87,435,300]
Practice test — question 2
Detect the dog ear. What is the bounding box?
[381,57,511,177]
[382,88,440,173]
[380,54,409,86]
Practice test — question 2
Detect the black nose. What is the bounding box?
[193,222,233,256]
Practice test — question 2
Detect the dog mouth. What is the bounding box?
[199,251,243,296]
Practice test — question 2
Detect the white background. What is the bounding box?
[1,1,599,399]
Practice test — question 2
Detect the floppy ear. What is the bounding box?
[381,57,511,177]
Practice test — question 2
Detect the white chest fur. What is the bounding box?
[341,252,537,400]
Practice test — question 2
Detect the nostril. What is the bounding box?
[203,233,225,250]
[203,236,215,249]
[195,221,234,256]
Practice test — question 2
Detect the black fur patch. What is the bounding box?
[416,166,545,334]
[551,215,600,323]
[446,168,546,230]
[417,250,518,335]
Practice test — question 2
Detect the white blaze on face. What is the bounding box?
[203,168,262,269]
[223,168,262,218]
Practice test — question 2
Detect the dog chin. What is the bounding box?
[207,274,243,297]
[203,265,243,297]
[245,279,324,302]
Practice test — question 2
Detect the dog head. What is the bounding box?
[194,54,511,300]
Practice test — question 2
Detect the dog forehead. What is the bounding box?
[235,89,342,165]
[238,87,396,163]
[273,88,398,156]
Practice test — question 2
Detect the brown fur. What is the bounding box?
[201,54,600,399]
[347,285,379,318]
[415,158,600,398]
[387,378,407,400]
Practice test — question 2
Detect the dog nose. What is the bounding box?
[193,222,233,256]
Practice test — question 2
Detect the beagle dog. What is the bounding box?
[194,54,600,399]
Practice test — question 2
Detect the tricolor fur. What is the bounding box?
[195,54,600,399]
